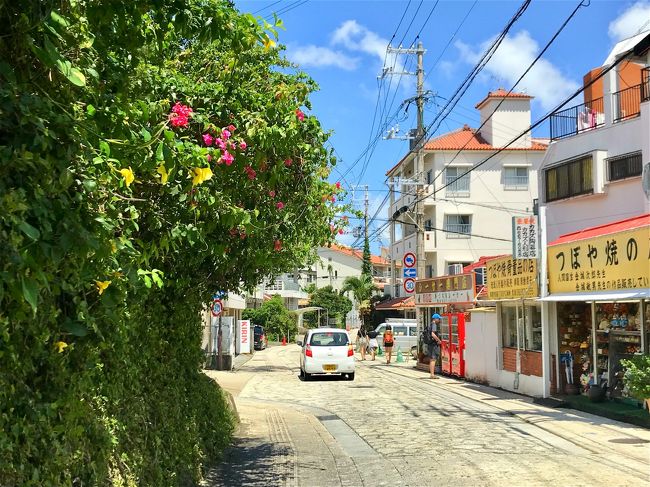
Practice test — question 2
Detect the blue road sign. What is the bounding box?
[403,268,417,278]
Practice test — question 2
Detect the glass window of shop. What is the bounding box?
[556,300,648,399]
[501,303,542,351]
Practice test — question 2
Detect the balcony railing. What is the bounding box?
[445,175,470,196]
[550,97,604,140]
[613,83,642,122]
[444,223,471,238]
[642,67,649,102]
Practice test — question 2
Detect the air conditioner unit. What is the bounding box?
[448,264,464,275]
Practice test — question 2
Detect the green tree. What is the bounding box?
[243,295,296,341]
[307,286,353,327]
[341,275,378,328]
[0,1,346,484]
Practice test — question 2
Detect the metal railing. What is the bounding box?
[642,67,650,102]
[607,151,643,181]
[550,97,604,140]
[504,175,529,189]
[445,175,470,196]
[444,223,471,238]
[613,83,642,122]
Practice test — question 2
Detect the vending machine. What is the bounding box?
[439,313,466,378]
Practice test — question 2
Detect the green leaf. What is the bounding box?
[19,222,40,241]
[151,271,163,288]
[55,59,86,87]
[50,11,70,28]
[86,104,96,116]
[0,62,16,83]
[82,179,97,192]
[164,130,175,141]
[63,320,88,337]
[141,128,152,142]
[21,277,38,312]
[86,67,99,79]
[156,142,164,161]
[99,141,110,157]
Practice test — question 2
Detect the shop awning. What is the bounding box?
[539,289,650,302]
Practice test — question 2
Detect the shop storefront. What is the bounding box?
[543,215,650,402]
[486,256,544,395]
[415,274,475,375]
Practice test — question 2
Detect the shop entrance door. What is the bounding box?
[440,315,451,375]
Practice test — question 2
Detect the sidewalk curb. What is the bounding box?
[224,389,240,424]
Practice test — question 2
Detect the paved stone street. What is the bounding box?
[205,345,650,486]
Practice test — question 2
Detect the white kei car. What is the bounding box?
[298,328,355,381]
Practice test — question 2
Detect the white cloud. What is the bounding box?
[331,20,392,63]
[287,44,358,70]
[608,1,650,42]
[455,31,580,111]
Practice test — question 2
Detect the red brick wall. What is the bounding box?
[502,348,542,377]
[503,347,517,372]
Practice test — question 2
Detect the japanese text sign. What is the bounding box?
[548,226,649,294]
[486,256,538,300]
[512,216,538,259]
[415,274,475,305]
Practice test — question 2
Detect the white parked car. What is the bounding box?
[298,328,355,381]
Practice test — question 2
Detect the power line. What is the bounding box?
[265,0,308,20]
[397,1,423,47]
[411,0,440,44]
[430,0,589,187]
[411,49,627,207]
[252,0,282,15]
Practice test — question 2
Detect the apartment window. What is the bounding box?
[426,265,434,278]
[424,219,433,231]
[445,167,470,196]
[607,151,642,181]
[545,155,593,202]
[475,266,487,286]
[444,214,471,238]
[504,167,529,190]
[426,169,433,185]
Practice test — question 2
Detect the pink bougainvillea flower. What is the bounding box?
[295,108,305,122]
[335,182,341,189]
[269,190,276,197]
[206,154,212,162]
[245,166,257,180]
[338,229,344,235]
[221,129,231,140]
[215,138,226,150]
[274,239,282,251]
[276,201,284,210]
[228,124,236,132]
[221,151,234,166]
[227,141,235,150]
[239,141,247,150]
[169,114,188,128]
[202,133,214,146]
[172,102,193,117]
[330,196,336,203]
[284,158,292,167]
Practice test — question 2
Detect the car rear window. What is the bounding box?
[309,332,349,346]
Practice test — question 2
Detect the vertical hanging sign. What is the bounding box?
[512,216,538,259]
[238,319,251,354]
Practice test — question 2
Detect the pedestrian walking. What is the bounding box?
[357,326,368,360]
[425,313,443,379]
[367,329,379,361]
[383,325,395,364]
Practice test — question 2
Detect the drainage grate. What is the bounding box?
[316,414,339,422]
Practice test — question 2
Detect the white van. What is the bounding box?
[374,320,418,357]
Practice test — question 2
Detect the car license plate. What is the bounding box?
[323,364,337,372]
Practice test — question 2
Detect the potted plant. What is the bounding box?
[621,355,650,411]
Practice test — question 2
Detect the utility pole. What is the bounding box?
[384,42,427,323]
[364,185,369,240]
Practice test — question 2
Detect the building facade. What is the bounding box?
[387,90,547,298]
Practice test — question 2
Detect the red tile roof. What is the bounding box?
[327,243,391,266]
[475,88,533,109]
[423,125,548,151]
[463,255,509,273]
[549,214,649,246]
[374,296,415,310]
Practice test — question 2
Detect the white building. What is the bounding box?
[387,89,548,297]
[538,31,650,399]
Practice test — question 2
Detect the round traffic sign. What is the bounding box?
[403,252,416,268]
[403,278,416,293]
[211,298,223,317]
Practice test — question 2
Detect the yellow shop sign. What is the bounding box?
[548,226,650,294]
[487,256,538,300]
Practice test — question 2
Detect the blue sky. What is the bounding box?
[235,0,650,252]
